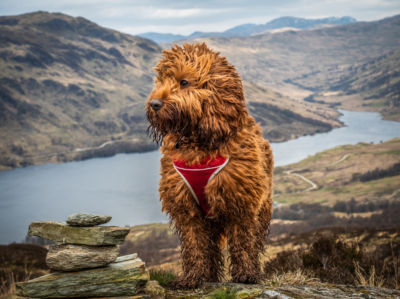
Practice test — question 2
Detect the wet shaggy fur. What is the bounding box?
[146,43,273,289]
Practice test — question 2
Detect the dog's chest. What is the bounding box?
[173,156,229,217]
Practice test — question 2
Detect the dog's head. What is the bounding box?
[146,43,247,149]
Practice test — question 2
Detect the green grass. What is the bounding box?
[274,138,400,205]
[295,152,324,166]
[275,174,400,205]
[364,101,386,108]
[149,269,177,287]
[379,149,400,155]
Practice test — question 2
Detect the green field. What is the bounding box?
[274,138,400,205]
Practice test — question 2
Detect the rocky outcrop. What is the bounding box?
[16,280,400,299]
[162,282,400,299]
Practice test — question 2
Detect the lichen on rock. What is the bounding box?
[28,221,129,245]
[46,244,120,271]
[16,255,149,298]
[66,213,112,227]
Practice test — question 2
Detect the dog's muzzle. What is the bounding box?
[150,99,164,111]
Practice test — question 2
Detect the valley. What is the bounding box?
[0,12,349,170]
[186,15,400,120]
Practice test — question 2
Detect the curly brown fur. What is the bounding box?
[147,43,273,289]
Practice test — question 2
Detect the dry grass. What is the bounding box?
[264,230,400,289]
[264,269,320,287]
[0,243,48,298]
[353,261,385,288]
[391,240,400,289]
[0,271,17,298]
[0,269,31,299]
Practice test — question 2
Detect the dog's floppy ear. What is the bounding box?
[197,94,246,149]
[197,106,230,149]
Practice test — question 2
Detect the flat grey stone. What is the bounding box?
[66,213,112,226]
[28,221,129,245]
[16,256,149,298]
[115,253,138,263]
[46,244,120,271]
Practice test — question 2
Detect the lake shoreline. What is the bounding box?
[3,107,400,172]
[0,140,159,172]
[0,110,343,172]
[1,110,400,244]
[7,105,400,172]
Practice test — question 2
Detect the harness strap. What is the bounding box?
[173,156,229,217]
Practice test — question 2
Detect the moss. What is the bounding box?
[207,287,238,299]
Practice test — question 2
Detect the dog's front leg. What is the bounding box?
[168,211,223,289]
[226,218,262,284]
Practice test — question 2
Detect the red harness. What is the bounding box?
[173,156,229,218]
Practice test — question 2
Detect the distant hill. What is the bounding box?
[320,50,400,120]
[242,81,339,142]
[0,11,161,169]
[274,138,400,205]
[225,16,357,36]
[187,14,400,120]
[0,12,338,169]
[138,16,357,43]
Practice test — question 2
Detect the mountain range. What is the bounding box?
[1,12,399,170]
[138,16,357,43]
[0,11,342,169]
[185,14,400,120]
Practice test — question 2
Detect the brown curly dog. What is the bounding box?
[146,43,273,289]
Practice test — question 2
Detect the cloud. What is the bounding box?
[148,8,225,19]
[0,0,400,36]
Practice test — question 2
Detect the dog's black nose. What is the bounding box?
[150,99,164,111]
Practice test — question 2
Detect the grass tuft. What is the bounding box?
[353,261,385,288]
[265,269,320,287]
[149,269,177,287]
[0,270,17,298]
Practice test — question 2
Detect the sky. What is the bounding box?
[1,0,400,36]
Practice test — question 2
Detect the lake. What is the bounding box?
[1,109,400,244]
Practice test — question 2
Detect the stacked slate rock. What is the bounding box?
[45,213,119,271]
[16,213,154,298]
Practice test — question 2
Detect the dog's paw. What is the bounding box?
[231,273,261,284]
[168,277,203,290]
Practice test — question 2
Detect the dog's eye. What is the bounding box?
[180,80,189,88]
